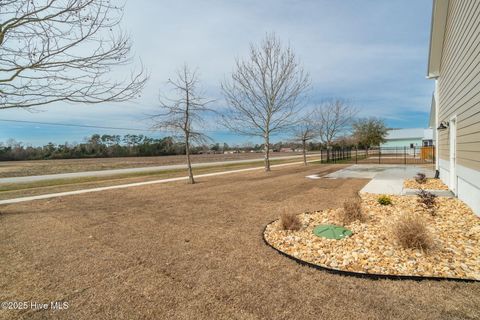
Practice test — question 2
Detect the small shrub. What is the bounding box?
[394,214,433,251]
[279,212,302,231]
[417,189,437,216]
[341,198,364,224]
[415,172,427,184]
[377,195,392,206]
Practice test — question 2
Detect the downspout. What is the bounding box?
[434,80,440,175]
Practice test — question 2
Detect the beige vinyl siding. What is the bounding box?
[437,0,480,171]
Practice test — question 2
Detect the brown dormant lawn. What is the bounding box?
[1,164,479,319]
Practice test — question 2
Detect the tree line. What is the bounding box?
[0,124,383,162]
[0,135,183,161]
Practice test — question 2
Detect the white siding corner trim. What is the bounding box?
[427,0,449,78]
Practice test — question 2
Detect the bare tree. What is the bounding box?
[150,65,212,184]
[221,33,310,172]
[314,99,357,148]
[0,0,147,109]
[292,116,316,165]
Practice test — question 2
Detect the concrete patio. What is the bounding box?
[322,164,452,196]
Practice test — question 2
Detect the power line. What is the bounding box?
[0,118,226,133]
[0,119,155,132]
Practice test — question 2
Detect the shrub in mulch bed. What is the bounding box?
[340,197,365,224]
[280,212,302,231]
[415,172,427,184]
[377,195,392,206]
[394,214,433,251]
[417,189,438,216]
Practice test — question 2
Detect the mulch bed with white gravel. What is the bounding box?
[264,193,480,281]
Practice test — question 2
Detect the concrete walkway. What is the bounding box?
[324,164,435,195]
[0,154,319,184]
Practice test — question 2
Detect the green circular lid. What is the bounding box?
[313,224,353,240]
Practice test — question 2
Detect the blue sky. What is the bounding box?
[0,0,435,146]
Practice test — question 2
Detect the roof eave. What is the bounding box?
[427,0,449,79]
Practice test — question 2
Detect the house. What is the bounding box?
[428,0,480,215]
[381,128,433,148]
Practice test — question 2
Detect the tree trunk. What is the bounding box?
[302,139,307,166]
[185,137,195,184]
[326,142,331,163]
[264,134,271,172]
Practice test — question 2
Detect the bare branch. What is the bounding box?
[0,0,148,109]
[291,113,316,165]
[292,115,317,143]
[313,98,357,147]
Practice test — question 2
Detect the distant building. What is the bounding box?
[279,147,294,153]
[381,128,433,148]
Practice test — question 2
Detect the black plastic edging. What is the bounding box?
[262,220,479,283]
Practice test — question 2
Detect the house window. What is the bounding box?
[423,140,433,147]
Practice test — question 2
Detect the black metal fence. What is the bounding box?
[319,146,435,165]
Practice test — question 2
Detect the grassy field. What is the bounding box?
[0,157,320,200]
[1,163,478,320]
[0,152,311,178]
